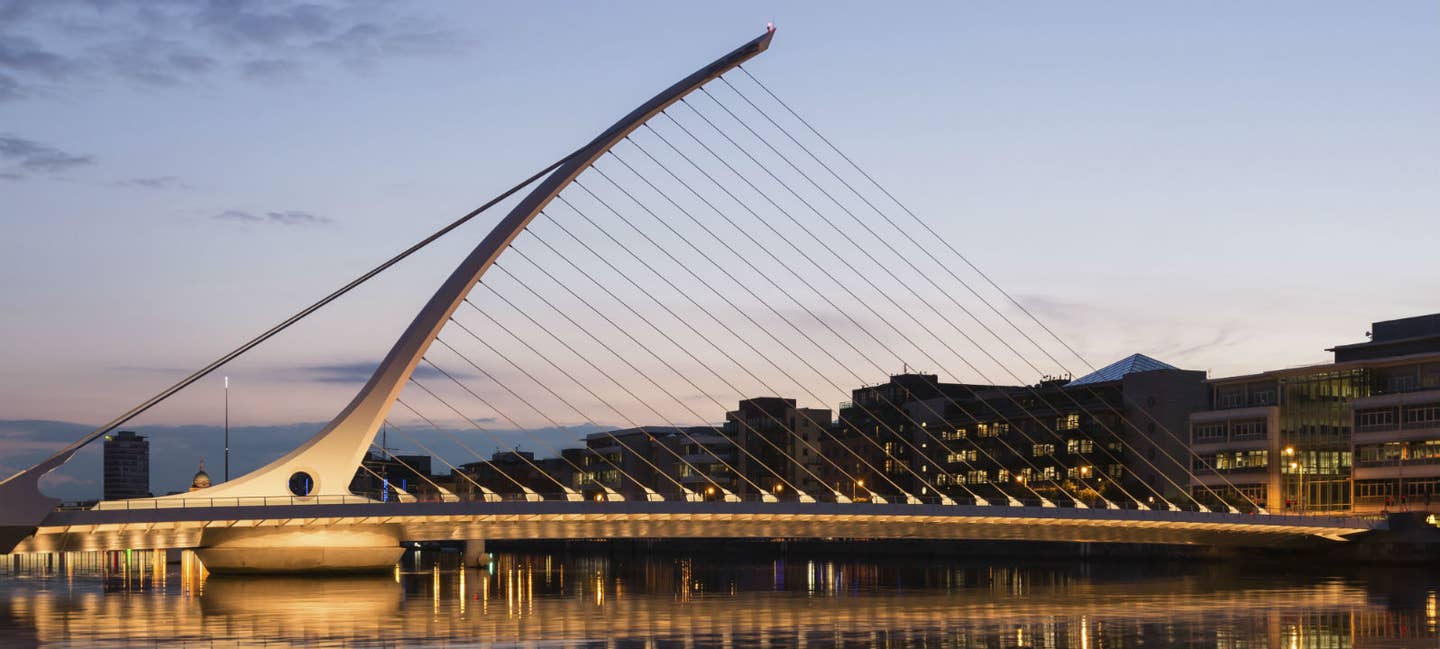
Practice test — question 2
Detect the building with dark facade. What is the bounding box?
[724,397,831,500]
[102,430,150,500]
[349,451,447,502]
[578,426,737,501]
[1190,313,1440,514]
[839,355,1206,507]
[452,451,575,500]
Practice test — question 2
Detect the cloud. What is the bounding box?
[212,209,331,226]
[294,361,470,385]
[0,1,467,101]
[97,38,218,87]
[0,33,76,80]
[1011,293,1089,325]
[240,58,300,81]
[197,1,335,47]
[0,72,23,102]
[1159,327,1248,361]
[0,134,94,178]
[266,210,331,226]
[118,175,188,190]
[213,209,263,223]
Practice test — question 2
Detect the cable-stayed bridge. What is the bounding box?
[0,28,1386,571]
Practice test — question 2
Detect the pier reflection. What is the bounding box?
[3,551,1440,647]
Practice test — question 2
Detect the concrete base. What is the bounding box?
[462,539,487,567]
[196,524,403,574]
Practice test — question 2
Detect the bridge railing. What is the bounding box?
[65,491,1244,512]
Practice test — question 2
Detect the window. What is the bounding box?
[1411,440,1440,462]
[1193,423,1226,442]
[977,423,997,438]
[1066,438,1095,454]
[995,469,1010,482]
[1106,464,1123,478]
[1231,419,1266,439]
[1249,389,1276,406]
[1032,443,1054,457]
[1039,466,1058,481]
[1355,480,1395,499]
[1388,374,1420,393]
[1209,451,1267,472]
[1356,407,1398,431]
[1404,404,1440,427]
[942,428,967,441]
[1057,414,1080,431]
[966,469,988,484]
[946,450,977,464]
[1423,364,1440,389]
[1404,478,1440,498]
[1217,388,1243,409]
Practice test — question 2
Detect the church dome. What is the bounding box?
[189,461,212,491]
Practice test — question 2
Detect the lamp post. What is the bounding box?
[1284,446,1303,515]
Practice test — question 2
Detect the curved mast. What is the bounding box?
[144,28,779,502]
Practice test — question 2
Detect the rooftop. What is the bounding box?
[1066,354,1179,387]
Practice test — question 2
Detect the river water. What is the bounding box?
[2,548,1438,648]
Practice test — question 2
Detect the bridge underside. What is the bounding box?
[8,502,1377,555]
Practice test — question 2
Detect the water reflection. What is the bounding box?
[3,550,1440,647]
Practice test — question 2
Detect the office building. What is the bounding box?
[723,397,832,500]
[842,354,1206,506]
[103,430,150,500]
[1190,313,1440,513]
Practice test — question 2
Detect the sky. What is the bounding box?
[1,2,1437,498]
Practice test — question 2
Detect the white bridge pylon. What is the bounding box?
[0,28,777,523]
[141,29,778,506]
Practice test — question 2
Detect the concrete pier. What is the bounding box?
[462,539,487,567]
[195,524,403,574]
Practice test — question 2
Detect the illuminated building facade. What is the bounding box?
[843,356,1206,506]
[1190,313,1440,513]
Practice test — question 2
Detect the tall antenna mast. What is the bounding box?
[223,376,230,482]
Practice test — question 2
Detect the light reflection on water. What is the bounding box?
[3,550,1440,648]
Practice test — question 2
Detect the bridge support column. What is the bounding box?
[462,539,488,568]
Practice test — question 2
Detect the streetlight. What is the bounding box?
[1284,446,1303,515]
[853,479,864,501]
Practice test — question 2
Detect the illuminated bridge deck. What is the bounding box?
[11,501,1384,554]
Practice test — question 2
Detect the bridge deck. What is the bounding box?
[10,501,1382,554]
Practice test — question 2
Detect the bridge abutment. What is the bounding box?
[195,524,403,574]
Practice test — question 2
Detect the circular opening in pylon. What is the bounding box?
[288,471,315,497]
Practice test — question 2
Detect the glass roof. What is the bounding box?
[1066,354,1178,387]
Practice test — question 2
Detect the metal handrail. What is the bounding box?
[60,491,1296,514]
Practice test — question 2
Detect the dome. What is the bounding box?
[189,461,212,491]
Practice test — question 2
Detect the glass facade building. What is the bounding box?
[1191,313,1440,513]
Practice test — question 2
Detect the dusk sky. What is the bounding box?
[2,2,1437,498]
